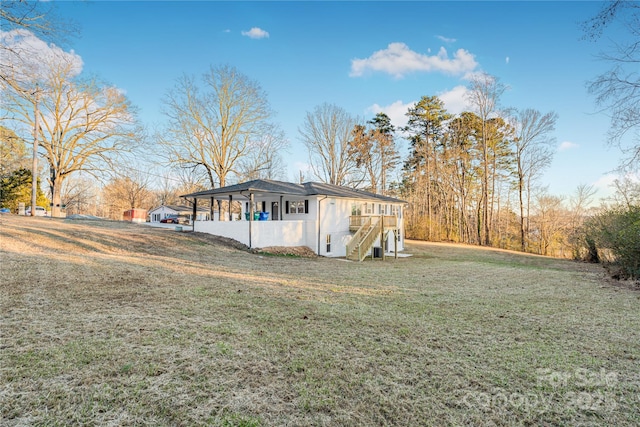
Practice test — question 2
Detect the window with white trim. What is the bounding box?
[286,200,308,214]
[326,234,331,253]
[364,203,373,215]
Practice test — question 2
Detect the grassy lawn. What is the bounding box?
[1,215,638,426]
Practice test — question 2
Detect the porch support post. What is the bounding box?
[394,229,398,259]
[217,199,222,221]
[279,195,283,220]
[381,215,385,261]
[229,195,233,221]
[249,193,254,221]
[249,193,254,248]
[192,198,197,231]
[210,197,214,220]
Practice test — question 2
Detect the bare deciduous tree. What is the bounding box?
[161,65,275,189]
[467,72,508,245]
[511,108,558,251]
[299,103,358,186]
[1,3,76,99]
[349,112,398,194]
[0,0,70,43]
[114,167,153,210]
[403,96,451,240]
[583,0,640,170]
[237,123,289,181]
[101,176,153,220]
[61,174,99,216]
[532,190,567,256]
[607,175,640,208]
[2,51,139,217]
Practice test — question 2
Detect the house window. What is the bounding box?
[391,205,398,216]
[326,234,331,253]
[364,203,373,215]
[351,203,362,216]
[246,202,264,213]
[286,200,308,214]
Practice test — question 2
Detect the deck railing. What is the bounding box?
[350,215,397,230]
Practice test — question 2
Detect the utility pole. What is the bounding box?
[30,84,39,216]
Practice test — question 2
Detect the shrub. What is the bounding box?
[585,205,640,280]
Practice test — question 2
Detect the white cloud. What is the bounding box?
[437,35,456,44]
[592,173,618,190]
[241,27,269,39]
[294,161,310,170]
[367,86,471,131]
[437,85,471,115]
[350,42,478,78]
[367,100,414,129]
[505,56,510,64]
[0,29,83,80]
[558,141,579,152]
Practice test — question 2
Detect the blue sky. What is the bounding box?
[51,0,630,199]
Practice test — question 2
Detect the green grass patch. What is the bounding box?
[1,216,638,426]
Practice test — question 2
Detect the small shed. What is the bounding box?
[123,208,147,223]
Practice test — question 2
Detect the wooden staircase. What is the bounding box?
[346,216,383,261]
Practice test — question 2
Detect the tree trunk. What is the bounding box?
[51,177,62,218]
[518,171,526,252]
[482,127,490,246]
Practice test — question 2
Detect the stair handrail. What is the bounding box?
[346,216,372,258]
[355,217,382,261]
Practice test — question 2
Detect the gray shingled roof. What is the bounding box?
[149,204,211,213]
[181,179,406,203]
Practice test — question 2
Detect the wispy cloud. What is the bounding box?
[0,29,83,79]
[367,100,414,129]
[505,56,510,64]
[437,35,456,43]
[558,141,579,152]
[437,85,471,115]
[350,42,478,78]
[592,173,618,190]
[367,86,471,130]
[366,85,470,128]
[241,27,269,39]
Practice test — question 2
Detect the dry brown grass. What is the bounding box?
[1,215,639,426]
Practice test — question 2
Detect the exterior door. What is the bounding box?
[271,202,279,220]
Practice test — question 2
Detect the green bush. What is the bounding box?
[585,205,640,280]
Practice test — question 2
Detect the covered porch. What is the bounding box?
[181,179,320,251]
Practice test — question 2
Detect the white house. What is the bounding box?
[148,204,212,223]
[181,179,407,260]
